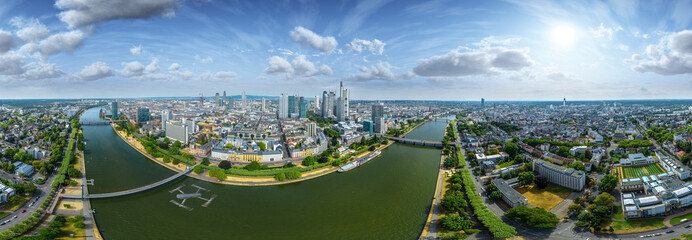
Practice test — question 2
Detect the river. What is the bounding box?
[81,107,449,239]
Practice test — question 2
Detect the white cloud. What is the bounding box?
[349,61,412,81]
[118,61,145,77]
[289,26,337,53]
[140,73,174,81]
[264,56,293,74]
[265,55,331,78]
[214,71,236,80]
[168,63,180,72]
[0,52,26,75]
[12,18,50,43]
[194,55,213,63]
[167,63,193,80]
[130,45,142,55]
[618,44,629,51]
[632,30,692,75]
[0,30,14,54]
[345,38,386,55]
[34,30,87,59]
[55,0,180,27]
[413,46,533,77]
[12,62,63,81]
[74,61,113,81]
[145,58,159,73]
[546,72,577,82]
[589,22,622,40]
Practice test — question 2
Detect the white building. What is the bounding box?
[533,159,585,191]
[165,121,189,144]
[279,94,289,119]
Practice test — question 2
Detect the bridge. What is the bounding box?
[62,162,199,199]
[384,136,459,148]
[79,120,127,125]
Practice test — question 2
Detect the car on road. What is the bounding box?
[20,210,25,213]
[666,230,674,233]
[654,233,661,236]
[685,225,690,228]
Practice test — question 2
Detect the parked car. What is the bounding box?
[20,210,25,213]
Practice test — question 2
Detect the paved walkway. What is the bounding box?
[419,154,446,239]
[664,208,692,227]
[550,192,581,218]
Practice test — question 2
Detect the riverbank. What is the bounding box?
[419,153,446,238]
[110,123,397,186]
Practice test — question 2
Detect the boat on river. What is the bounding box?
[338,150,381,172]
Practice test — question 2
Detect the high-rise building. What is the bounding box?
[372,104,385,134]
[137,108,150,123]
[336,81,350,122]
[563,98,567,107]
[215,92,220,106]
[161,110,173,130]
[111,101,118,119]
[288,96,296,116]
[279,94,289,119]
[321,91,329,117]
[165,121,189,144]
[327,91,335,117]
[200,93,203,105]
[228,97,235,109]
[223,91,226,105]
[299,96,307,119]
[306,122,316,137]
[242,91,247,110]
[314,96,320,111]
[481,98,485,108]
[362,120,373,136]
[261,97,266,112]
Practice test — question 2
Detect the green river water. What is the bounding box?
[80,107,449,240]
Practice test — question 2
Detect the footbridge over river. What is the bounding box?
[384,136,459,148]
[62,163,200,199]
[79,120,127,125]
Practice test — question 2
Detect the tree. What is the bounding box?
[598,175,618,193]
[441,193,468,213]
[274,173,286,181]
[514,155,525,163]
[201,157,210,165]
[302,156,317,166]
[518,172,535,186]
[257,142,266,151]
[440,213,474,231]
[584,149,592,160]
[172,158,180,165]
[490,190,502,200]
[163,155,171,163]
[218,160,232,170]
[245,161,261,171]
[577,211,594,222]
[485,184,497,193]
[568,204,584,214]
[67,168,82,178]
[491,148,500,155]
[193,165,203,174]
[504,142,519,158]
[506,206,560,229]
[535,175,549,188]
[594,192,615,208]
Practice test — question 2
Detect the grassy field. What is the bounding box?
[0,195,31,211]
[0,212,8,219]
[613,206,623,220]
[56,216,86,240]
[671,212,692,225]
[605,217,665,234]
[622,164,666,178]
[516,183,572,210]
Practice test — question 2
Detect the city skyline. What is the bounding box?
[1,0,692,101]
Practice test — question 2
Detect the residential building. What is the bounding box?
[166,120,189,144]
[533,158,585,191]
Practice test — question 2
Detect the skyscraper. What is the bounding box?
[321,91,329,117]
[288,96,296,116]
[336,81,350,122]
[111,101,118,119]
[137,108,150,123]
[372,104,385,134]
[162,110,173,130]
[481,98,485,108]
[279,94,289,119]
[215,92,220,106]
[299,96,307,118]
[223,91,226,105]
[242,91,247,110]
[261,97,266,112]
[314,96,320,111]
[327,91,335,117]
[228,97,234,109]
[563,98,566,107]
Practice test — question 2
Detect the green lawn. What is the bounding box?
[671,212,692,225]
[607,217,665,234]
[613,206,623,220]
[497,160,515,169]
[622,164,666,179]
[0,212,8,219]
[0,195,31,211]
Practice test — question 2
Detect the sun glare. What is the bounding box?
[551,25,576,47]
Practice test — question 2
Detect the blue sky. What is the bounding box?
[1,0,692,100]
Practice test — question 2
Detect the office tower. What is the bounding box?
[223,91,226,105]
[111,101,118,119]
[288,96,296,116]
[563,98,566,107]
[165,121,189,144]
[327,91,335,117]
[261,97,266,112]
[215,92,220,106]
[315,96,320,111]
[293,94,300,114]
[306,122,316,137]
[337,81,349,122]
[162,110,173,130]
[200,93,203,105]
[279,94,289,119]
[372,104,385,134]
[137,108,150,123]
[481,98,485,108]
[362,120,373,136]
[321,91,329,117]
[242,91,247,110]
[228,97,235,109]
[299,97,307,119]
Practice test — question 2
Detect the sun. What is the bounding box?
[551,25,576,47]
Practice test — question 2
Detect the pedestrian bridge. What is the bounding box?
[62,163,199,199]
[384,136,458,148]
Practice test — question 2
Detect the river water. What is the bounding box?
[81,108,449,240]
